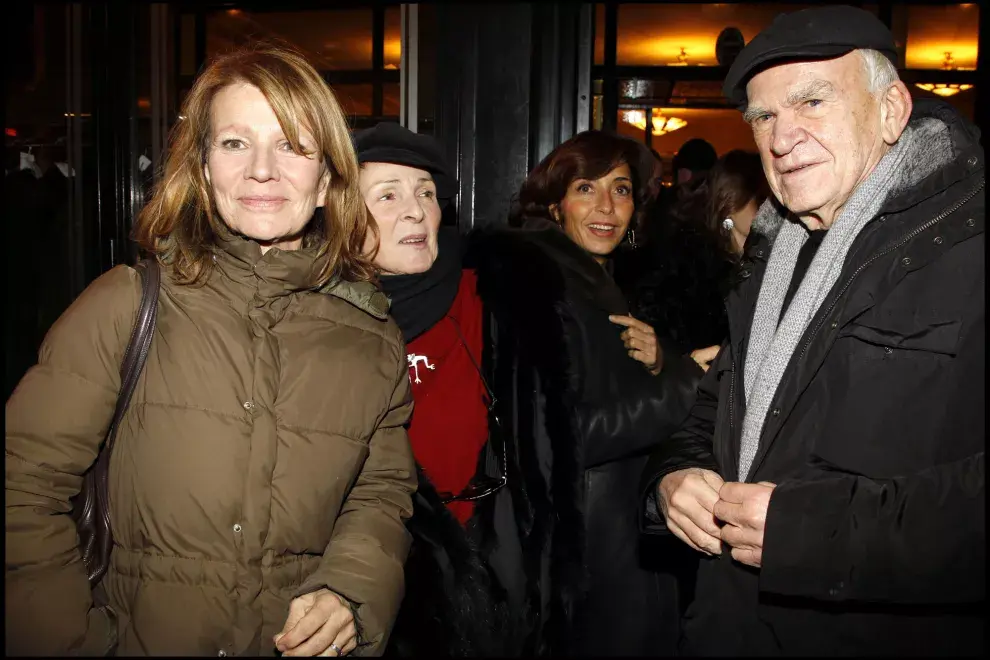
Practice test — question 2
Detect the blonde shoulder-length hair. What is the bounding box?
[133,44,374,287]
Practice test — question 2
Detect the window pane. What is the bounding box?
[331,83,373,118]
[594,3,605,66]
[615,3,877,67]
[899,4,979,70]
[206,9,374,70]
[617,107,755,169]
[383,82,400,117]
[385,6,401,70]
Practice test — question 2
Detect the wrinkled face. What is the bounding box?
[205,83,328,253]
[554,164,634,262]
[360,162,442,275]
[744,52,888,229]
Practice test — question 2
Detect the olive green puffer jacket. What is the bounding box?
[5,236,416,656]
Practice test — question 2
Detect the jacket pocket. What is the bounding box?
[842,315,962,358]
[72,605,118,657]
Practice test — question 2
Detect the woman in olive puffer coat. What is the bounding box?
[5,46,416,657]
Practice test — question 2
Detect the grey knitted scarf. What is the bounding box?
[737,127,916,481]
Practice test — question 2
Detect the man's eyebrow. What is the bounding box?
[743,79,836,123]
[742,106,770,123]
[785,79,836,106]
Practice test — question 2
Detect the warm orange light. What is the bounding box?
[639,37,718,66]
[915,83,974,97]
[226,9,242,17]
[384,39,402,68]
[623,109,688,136]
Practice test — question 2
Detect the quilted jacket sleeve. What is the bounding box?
[294,333,416,656]
[5,266,142,656]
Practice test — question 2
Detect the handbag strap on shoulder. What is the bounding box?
[104,259,160,454]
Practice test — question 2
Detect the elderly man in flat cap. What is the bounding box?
[641,5,984,656]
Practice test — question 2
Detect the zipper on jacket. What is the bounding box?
[796,176,985,364]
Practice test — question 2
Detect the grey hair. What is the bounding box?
[858,48,900,96]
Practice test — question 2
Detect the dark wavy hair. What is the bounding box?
[698,150,769,255]
[510,130,661,230]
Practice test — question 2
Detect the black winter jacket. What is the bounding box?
[468,219,702,657]
[641,101,985,656]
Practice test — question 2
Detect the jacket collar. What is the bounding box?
[214,234,325,301]
[213,235,390,320]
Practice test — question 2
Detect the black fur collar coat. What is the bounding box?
[460,218,703,656]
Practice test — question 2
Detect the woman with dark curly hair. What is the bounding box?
[467,130,703,656]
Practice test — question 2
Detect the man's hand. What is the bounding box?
[275,588,357,657]
[713,481,777,568]
[657,467,725,555]
[610,315,664,375]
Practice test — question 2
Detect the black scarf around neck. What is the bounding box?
[380,226,462,343]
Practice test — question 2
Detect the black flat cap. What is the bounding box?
[352,122,458,199]
[723,5,898,108]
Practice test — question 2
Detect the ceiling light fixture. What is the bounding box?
[914,83,974,97]
[668,47,690,66]
[623,109,687,136]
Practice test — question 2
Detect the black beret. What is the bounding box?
[723,5,898,108]
[352,122,458,199]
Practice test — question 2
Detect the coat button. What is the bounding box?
[967,156,978,167]
[771,408,781,417]
[243,401,255,411]
[218,651,227,657]
[830,321,838,329]
[901,257,912,266]
[233,523,242,533]
[756,249,765,258]
[933,236,943,245]
[966,218,975,227]
[884,347,893,355]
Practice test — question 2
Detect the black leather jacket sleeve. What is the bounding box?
[581,337,702,470]
[639,341,723,534]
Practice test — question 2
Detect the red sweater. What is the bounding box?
[405,269,488,524]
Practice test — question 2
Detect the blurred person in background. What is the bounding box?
[616,150,769,374]
[672,137,718,186]
[707,150,770,257]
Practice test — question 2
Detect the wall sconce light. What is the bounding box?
[623,109,688,136]
[914,83,974,97]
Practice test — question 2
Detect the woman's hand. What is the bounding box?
[274,588,358,657]
[689,345,721,372]
[609,315,663,375]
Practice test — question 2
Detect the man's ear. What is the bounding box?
[880,80,913,146]
[316,167,331,209]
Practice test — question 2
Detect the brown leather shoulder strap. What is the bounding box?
[104,258,160,455]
